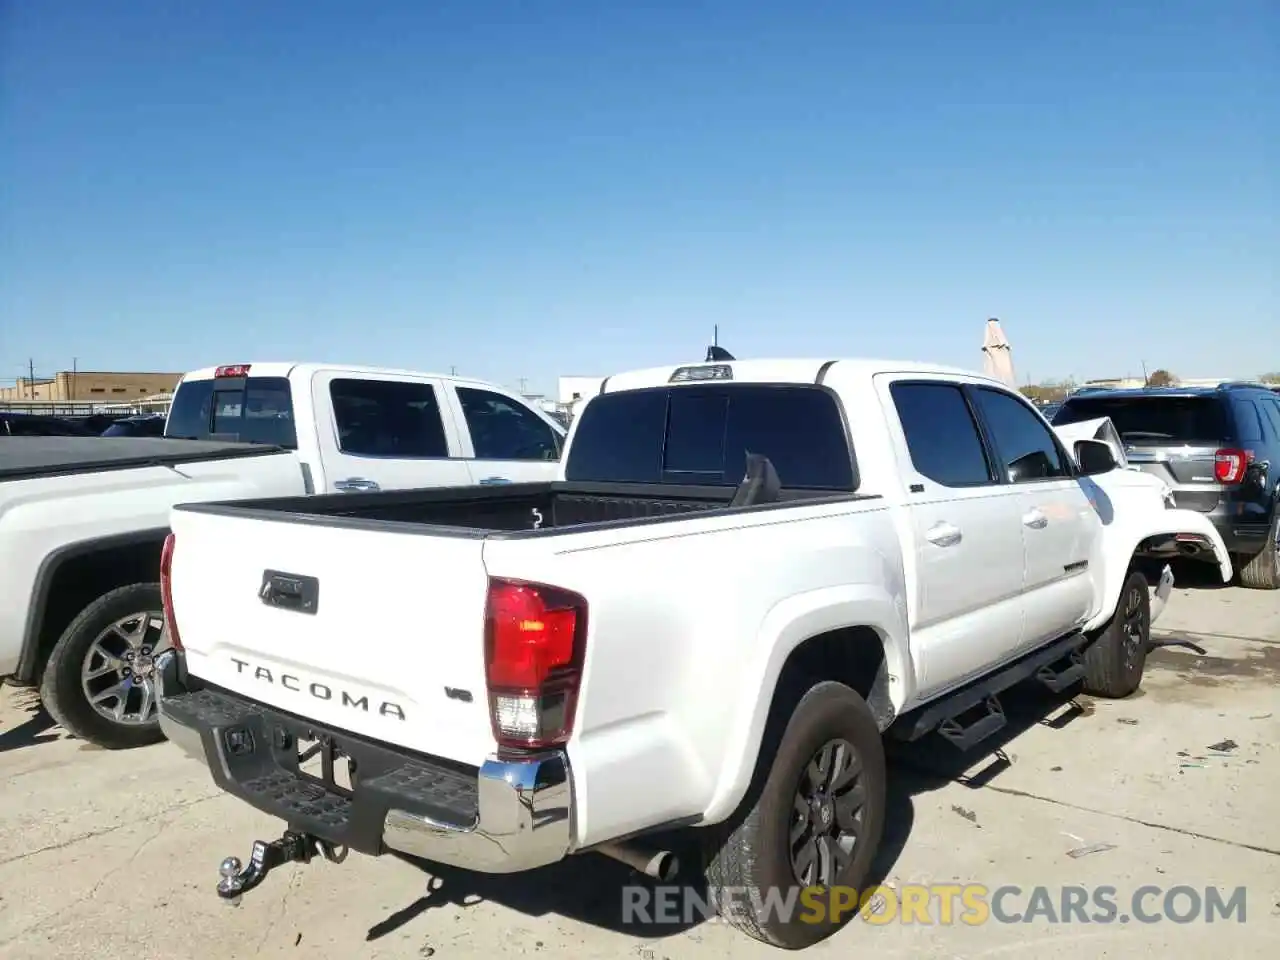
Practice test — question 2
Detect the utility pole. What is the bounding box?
[72,357,78,402]
[518,377,528,395]
[450,365,457,376]
[28,358,35,399]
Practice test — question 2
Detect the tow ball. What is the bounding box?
[216,830,348,905]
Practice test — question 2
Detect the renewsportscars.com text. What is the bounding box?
[622,883,1249,926]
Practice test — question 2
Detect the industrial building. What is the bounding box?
[0,370,183,404]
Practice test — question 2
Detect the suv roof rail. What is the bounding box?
[1215,379,1272,391]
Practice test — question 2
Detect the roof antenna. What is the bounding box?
[705,324,735,362]
[1141,361,1149,387]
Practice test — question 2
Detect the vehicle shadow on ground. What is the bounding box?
[366,682,1084,944]
[373,794,915,943]
[0,688,60,755]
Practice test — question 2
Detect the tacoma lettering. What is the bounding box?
[229,657,406,720]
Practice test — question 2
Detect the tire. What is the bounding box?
[1237,512,1280,590]
[39,583,169,750]
[1081,569,1149,699]
[702,680,887,949]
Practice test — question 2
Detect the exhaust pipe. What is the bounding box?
[595,841,680,881]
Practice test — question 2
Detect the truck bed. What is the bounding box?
[0,436,288,481]
[177,481,863,537]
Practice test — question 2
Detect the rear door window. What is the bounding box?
[565,384,855,489]
[329,378,449,458]
[1053,396,1228,444]
[165,376,297,447]
[889,382,995,486]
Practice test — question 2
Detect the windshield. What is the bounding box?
[164,376,298,447]
[1052,395,1229,444]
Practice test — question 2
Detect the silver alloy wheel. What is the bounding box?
[80,611,168,726]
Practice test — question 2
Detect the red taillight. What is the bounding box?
[159,533,183,651]
[214,364,251,378]
[484,577,587,749]
[1214,448,1250,484]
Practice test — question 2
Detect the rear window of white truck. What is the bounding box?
[166,376,298,448]
[565,384,856,489]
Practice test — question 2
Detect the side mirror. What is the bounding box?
[1074,439,1117,476]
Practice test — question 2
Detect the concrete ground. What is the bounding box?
[2,562,1277,959]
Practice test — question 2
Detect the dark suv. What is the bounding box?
[1052,383,1280,589]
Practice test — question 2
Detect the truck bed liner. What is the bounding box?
[177,481,869,538]
[0,437,287,481]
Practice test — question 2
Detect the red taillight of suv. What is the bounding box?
[484,577,587,750]
[1214,448,1251,485]
[159,533,184,651]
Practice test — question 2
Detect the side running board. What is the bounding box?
[891,631,1089,750]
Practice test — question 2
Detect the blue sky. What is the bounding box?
[2,0,1275,395]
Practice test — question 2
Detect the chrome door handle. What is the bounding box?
[479,476,511,485]
[925,522,962,547]
[1023,509,1048,529]
[334,477,380,492]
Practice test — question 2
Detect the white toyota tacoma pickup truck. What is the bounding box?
[155,357,1231,948]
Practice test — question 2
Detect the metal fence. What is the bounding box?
[0,394,172,417]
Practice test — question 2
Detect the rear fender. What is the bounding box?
[699,583,909,824]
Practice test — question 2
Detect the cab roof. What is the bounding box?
[178,362,509,392]
[601,357,999,393]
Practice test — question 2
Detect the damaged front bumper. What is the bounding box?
[154,649,574,883]
[1149,562,1176,624]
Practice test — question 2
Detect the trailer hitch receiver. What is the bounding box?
[216,829,348,905]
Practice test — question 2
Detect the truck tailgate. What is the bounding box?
[166,508,496,766]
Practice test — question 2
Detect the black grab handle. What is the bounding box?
[259,570,320,615]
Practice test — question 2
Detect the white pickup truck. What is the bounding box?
[155,357,1231,949]
[2,363,564,750]
[0,437,307,749]
[165,362,567,491]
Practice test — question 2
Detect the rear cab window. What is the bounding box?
[1053,395,1230,445]
[565,384,856,490]
[166,373,297,447]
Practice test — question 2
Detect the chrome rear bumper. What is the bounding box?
[155,649,573,874]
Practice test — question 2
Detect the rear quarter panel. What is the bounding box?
[483,497,909,847]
